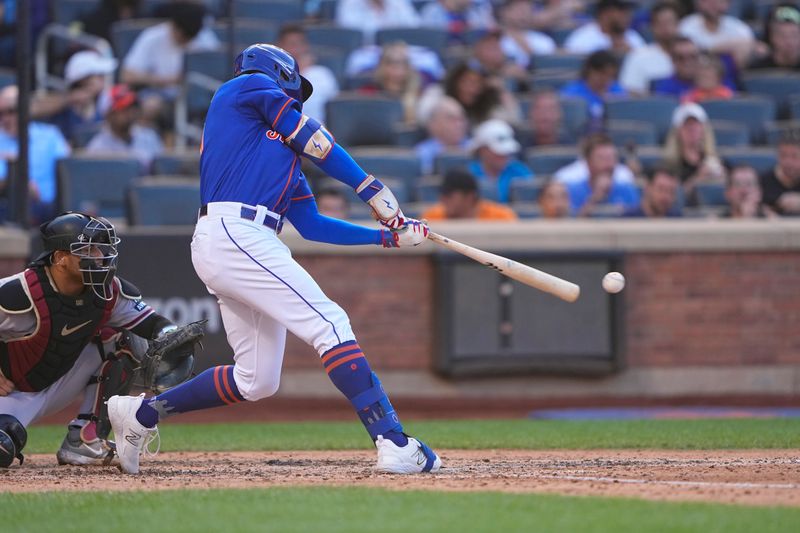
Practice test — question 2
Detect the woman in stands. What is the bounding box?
[662,102,725,203]
[360,42,422,125]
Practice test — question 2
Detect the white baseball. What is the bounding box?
[602,272,625,294]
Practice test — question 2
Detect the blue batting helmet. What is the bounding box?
[234,44,313,102]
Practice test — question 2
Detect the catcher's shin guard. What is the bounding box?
[322,341,404,441]
[89,334,139,439]
[0,414,27,468]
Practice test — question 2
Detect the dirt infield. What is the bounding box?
[3,450,799,507]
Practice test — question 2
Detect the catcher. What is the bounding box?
[0,212,201,468]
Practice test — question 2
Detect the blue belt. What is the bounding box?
[198,204,283,232]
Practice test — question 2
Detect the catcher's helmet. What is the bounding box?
[234,43,313,103]
[34,212,121,301]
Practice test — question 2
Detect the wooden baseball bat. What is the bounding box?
[427,231,581,303]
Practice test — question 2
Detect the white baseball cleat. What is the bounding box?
[375,435,442,474]
[107,394,158,474]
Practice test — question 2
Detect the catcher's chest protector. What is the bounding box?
[0,268,116,392]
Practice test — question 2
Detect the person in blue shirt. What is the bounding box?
[560,50,626,133]
[467,118,534,203]
[623,166,683,217]
[561,133,640,216]
[0,85,71,224]
[107,44,441,476]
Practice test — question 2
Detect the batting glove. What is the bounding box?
[381,219,429,248]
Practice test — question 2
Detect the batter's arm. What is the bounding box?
[285,196,385,246]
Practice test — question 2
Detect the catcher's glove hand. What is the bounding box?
[140,320,205,393]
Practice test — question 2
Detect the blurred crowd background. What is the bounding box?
[1,0,800,227]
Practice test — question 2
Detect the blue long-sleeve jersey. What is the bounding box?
[200,73,384,245]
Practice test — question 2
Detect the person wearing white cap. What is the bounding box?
[662,102,724,201]
[31,50,118,142]
[466,119,534,203]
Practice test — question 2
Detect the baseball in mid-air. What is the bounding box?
[602,272,626,294]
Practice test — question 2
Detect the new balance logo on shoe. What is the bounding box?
[125,432,141,447]
[413,447,426,466]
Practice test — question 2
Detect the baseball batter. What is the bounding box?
[109,44,440,475]
[0,213,190,468]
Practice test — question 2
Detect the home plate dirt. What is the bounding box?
[3,450,799,507]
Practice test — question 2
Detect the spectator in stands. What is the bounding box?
[0,85,70,224]
[652,36,701,97]
[623,166,682,217]
[316,188,351,219]
[336,0,420,43]
[498,0,557,70]
[761,130,800,216]
[537,180,571,218]
[564,0,645,55]
[470,29,529,93]
[85,85,163,172]
[360,42,422,124]
[80,0,144,43]
[421,168,518,220]
[678,0,754,67]
[750,3,800,71]
[680,52,733,103]
[418,62,520,127]
[415,96,470,175]
[419,0,496,43]
[554,133,639,216]
[530,0,586,32]
[663,103,725,199]
[31,50,118,144]
[619,2,680,95]
[560,51,626,132]
[722,164,771,218]
[277,24,339,124]
[526,90,570,147]
[467,119,534,203]
[121,1,219,126]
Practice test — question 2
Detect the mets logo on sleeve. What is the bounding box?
[265,130,285,142]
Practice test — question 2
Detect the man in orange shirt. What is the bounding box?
[422,169,518,220]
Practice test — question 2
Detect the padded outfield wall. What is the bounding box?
[3,220,799,401]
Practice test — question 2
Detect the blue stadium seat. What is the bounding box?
[525,147,577,175]
[0,67,14,88]
[52,0,96,24]
[415,176,443,202]
[700,97,776,144]
[325,95,404,147]
[233,0,306,24]
[742,72,800,120]
[313,50,348,86]
[693,183,727,207]
[712,120,750,147]
[127,178,201,226]
[719,147,777,175]
[510,180,544,202]
[790,96,800,121]
[184,50,229,82]
[549,28,573,47]
[57,156,141,218]
[306,26,364,58]
[212,19,278,48]
[349,148,422,192]
[375,28,449,57]
[560,97,588,136]
[70,122,103,149]
[605,96,679,142]
[635,146,665,173]
[510,202,541,219]
[478,180,499,201]
[433,152,471,175]
[606,120,658,148]
[529,69,576,91]
[111,19,163,59]
[152,152,201,176]
[533,54,586,71]
[763,121,800,146]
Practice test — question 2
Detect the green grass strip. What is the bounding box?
[25,418,800,454]
[4,486,799,533]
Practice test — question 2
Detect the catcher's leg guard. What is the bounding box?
[90,351,137,439]
[322,341,405,443]
[0,414,27,468]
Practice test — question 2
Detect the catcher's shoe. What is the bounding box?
[375,435,441,474]
[56,420,115,466]
[107,394,158,474]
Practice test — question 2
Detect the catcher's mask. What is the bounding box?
[35,212,121,301]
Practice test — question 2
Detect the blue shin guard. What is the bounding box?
[323,341,406,445]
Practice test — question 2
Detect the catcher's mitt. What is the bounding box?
[140,320,205,393]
